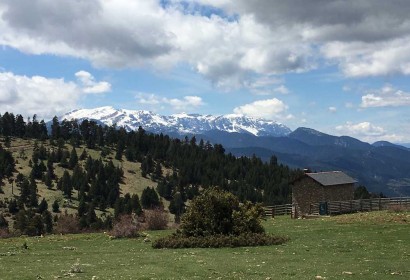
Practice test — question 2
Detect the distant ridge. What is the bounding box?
[60,106,292,137]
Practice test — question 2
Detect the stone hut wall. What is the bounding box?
[292,177,324,217]
[292,177,354,217]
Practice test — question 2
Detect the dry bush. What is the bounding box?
[109,214,141,238]
[54,212,81,234]
[144,209,169,230]
[0,228,12,238]
[388,204,409,213]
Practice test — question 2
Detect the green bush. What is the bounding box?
[179,188,265,237]
[153,188,288,249]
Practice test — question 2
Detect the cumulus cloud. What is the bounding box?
[361,85,410,108]
[233,98,292,120]
[0,70,110,118]
[75,71,111,94]
[1,0,410,87]
[335,121,403,142]
[0,72,77,118]
[136,92,205,112]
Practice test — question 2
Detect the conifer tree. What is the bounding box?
[68,147,78,169]
[38,198,48,214]
[52,200,60,213]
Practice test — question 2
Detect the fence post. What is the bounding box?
[272,207,275,219]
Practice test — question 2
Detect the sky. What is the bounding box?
[0,0,410,143]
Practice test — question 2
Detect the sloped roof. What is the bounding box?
[306,171,357,186]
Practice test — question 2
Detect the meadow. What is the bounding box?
[0,211,408,280]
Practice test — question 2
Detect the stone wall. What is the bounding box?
[292,176,354,218]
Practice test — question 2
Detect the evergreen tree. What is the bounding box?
[77,197,87,217]
[0,213,8,229]
[169,192,185,223]
[140,187,160,209]
[131,194,142,215]
[51,116,60,140]
[28,178,38,207]
[79,149,88,161]
[61,170,72,199]
[38,198,48,214]
[42,210,53,233]
[8,199,18,214]
[68,147,78,169]
[52,200,60,213]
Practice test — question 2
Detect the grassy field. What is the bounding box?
[0,211,409,279]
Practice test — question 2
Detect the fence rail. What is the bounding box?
[309,197,410,216]
[264,204,293,217]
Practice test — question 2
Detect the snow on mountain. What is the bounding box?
[60,106,291,137]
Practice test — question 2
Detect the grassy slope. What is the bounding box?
[0,211,409,279]
[0,138,159,216]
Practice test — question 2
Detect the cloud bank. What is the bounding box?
[0,70,110,118]
[2,0,410,87]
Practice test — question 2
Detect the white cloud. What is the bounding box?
[165,96,205,111]
[0,72,77,118]
[136,92,205,112]
[1,0,410,86]
[75,71,111,94]
[335,121,403,143]
[328,106,337,113]
[0,70,110,118]
[361,85,410,108]
[233,98,291,120]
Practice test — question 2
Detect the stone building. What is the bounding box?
[291,171,356,218]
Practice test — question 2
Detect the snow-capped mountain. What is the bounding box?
[59,106,291,137]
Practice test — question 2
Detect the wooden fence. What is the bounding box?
[309,197,410,216]
[264,204,293,217]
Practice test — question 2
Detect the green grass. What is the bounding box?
[0,211,409,279]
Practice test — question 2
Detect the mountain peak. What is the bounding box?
[59,107,292,137]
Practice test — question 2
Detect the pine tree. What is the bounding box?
[52,200,60,213]
[169,192,185,223]
[0,213,8,229]
[38,198,48,214]
[68,147,78,169]
[140,187,160,209]
[28,178,38,207]
[77,197,87,218]
[42,210,53,233]
[61,170,72,199]
[131,194,142,215]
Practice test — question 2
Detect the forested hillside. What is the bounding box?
[0,112,300,236]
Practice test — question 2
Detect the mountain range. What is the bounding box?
[60,107,410,197]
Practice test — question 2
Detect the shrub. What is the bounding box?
[153,188,288,249]
[180,188,265,237]
[388,204,408,213]
[109,215,141,238]
[144,209,168,230]
[0,228,11,239]
[54,212,81,234]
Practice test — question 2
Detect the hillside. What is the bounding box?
[0,112,299,237]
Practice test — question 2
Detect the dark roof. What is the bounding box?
[306,171,357,186]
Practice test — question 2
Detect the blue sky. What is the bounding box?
[1,0,410,143]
